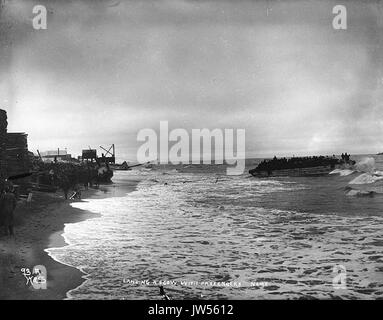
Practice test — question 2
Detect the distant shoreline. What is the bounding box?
[0,178,139,300]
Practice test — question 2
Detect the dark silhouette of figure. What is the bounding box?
[0,187,17,236]
[59,175,70,200]
[159,286,171,300]
[344,153,350,162]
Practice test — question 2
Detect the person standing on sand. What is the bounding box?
[59,175,70,200]
[0,187,17,236]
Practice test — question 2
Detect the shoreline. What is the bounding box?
[0,178,139,300]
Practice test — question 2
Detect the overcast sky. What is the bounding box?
[1,0,382,161]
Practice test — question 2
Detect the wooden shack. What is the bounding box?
[6,132,32,178]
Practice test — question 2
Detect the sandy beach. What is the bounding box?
[0,179,139,300]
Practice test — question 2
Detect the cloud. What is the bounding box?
[1,0,382,160]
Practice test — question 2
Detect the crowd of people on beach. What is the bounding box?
[35,161,104,200]
[0,161,103,237]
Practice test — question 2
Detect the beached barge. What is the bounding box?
[250,165,337,177]
[249,154,355,177]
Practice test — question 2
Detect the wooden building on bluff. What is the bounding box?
[0,109,32,188]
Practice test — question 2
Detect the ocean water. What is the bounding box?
[46,155,383,300]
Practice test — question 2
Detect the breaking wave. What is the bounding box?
[349,173,383,185]
[329,168,354,176]
[345,157,383,196]
[355,157,376,174]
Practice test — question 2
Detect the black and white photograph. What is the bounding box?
[0,0,383,307]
